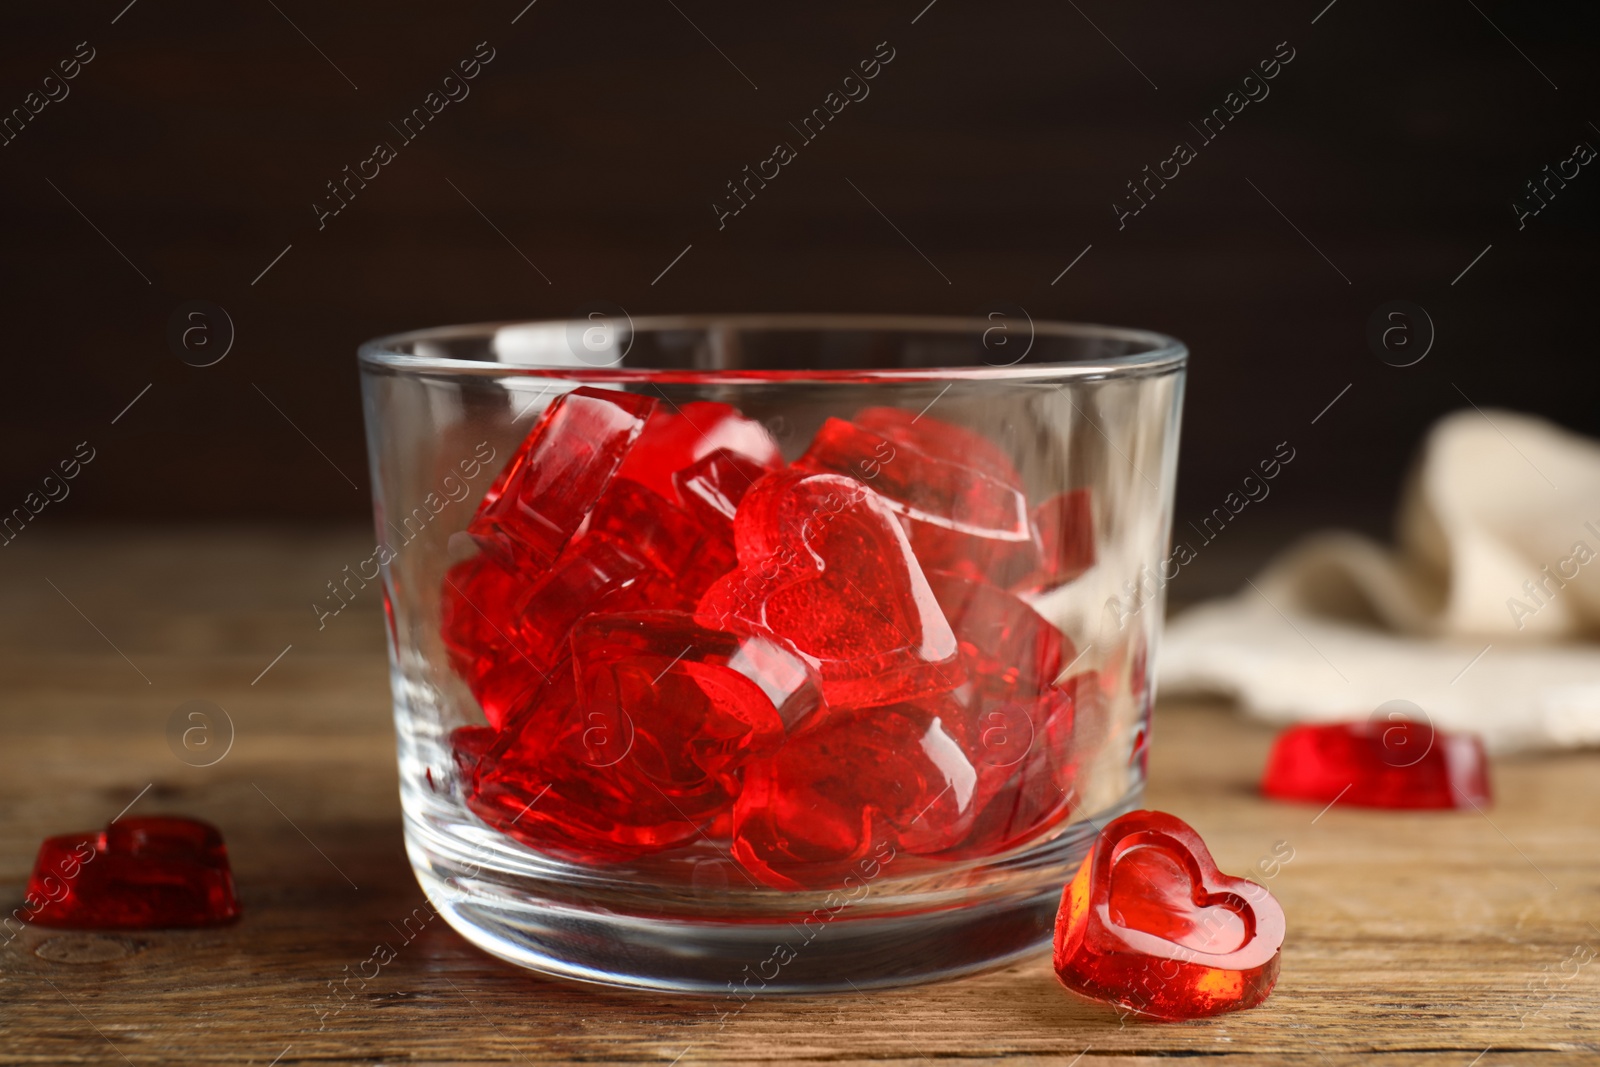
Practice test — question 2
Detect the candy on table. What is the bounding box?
[468,386,656,567]
[732,700,981,888]
[24,816,239,929]
[1053,809,1284,1020]
[796,416,1038,586]
[616,400,782,504]
[441,538,687,729]
[1029,488,1096,589]
[696,469,963,709]
[1260,720,1491,810]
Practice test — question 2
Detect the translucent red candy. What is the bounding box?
[441,554,540,729]
[945,676,1087,855]
[442,537,686,728]
[1054,809,1283,1020]
[572,611,823,783]
[24,817,239,929]
[1031,489,1096,589]
[674,448,779,528]
[914,570,1088,854]
[469,386,655,567]
[796,415,1038,586]
[583,478,737,599]
[444,387,1103,888]
[854,406,1022,485]
[1260,720,1491,810]
[697,469,962,709]
[927,570,1069,697]
[450,724,496,780]
[466,655,719,859]
[465,612,822,860]
[617,400,781,503]
[733,699,980,888]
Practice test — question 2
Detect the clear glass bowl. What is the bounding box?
[357,314,1186,993]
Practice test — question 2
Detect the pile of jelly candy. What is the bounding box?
[24,816,239,929]
[1053,809,1284,1020]
[443,387,1098,889]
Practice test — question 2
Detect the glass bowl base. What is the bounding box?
[405,789,1141,994]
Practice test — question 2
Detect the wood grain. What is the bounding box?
[1,529,1597,1065]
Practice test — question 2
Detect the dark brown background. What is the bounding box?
[3,0,1597,590]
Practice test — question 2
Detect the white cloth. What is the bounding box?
[1159,409,1600,752]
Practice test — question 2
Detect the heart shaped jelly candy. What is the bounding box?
[1260,720,1491,810]
[25,816,239,929]
[697,470,961,709]
[1053,809,1283,1020]
[796,417,1038,586]
[468,386,655,567]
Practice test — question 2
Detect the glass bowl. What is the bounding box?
[357,313,1186,993]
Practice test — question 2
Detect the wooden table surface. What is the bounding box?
[2,529,1597,1065]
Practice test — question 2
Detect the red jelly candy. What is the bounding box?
[1260,720,1491,810]
[854,406,1022,485]
[570,611,823,785]
[469,386,656,567]
[1029,489,1096,589]
[1054,809,1284,1020]
[25,817,239,929]
[796,417,1038,586]
[697,470,961,709]
[926,570,1070,697]
[450,725,497,780]
[617,400,782,504]
[441,554,544,729]
[733,700,980,888]
[674,448,782,529]
[465,658,733,860]
[442,538,687,728]
[584,478,738,599]
[945,678,1084,855]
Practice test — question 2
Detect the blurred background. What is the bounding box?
[2,0,1597,599]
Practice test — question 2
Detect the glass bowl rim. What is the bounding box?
[357,313,1188,382]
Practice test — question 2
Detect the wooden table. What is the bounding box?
[2,530,1597,1065]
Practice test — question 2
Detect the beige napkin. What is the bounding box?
[1158,409,1600,752]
